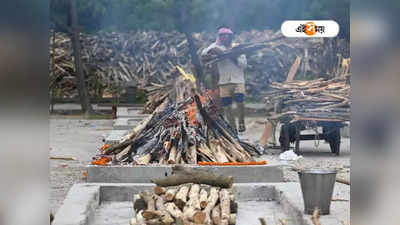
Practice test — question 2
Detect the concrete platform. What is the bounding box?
[87,164,284,183]
[53,183,347,225]
[112,118,143,130]
[116,107,149,119]
[105,130,128,145]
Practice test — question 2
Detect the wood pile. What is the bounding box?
[50,29,349,100]
[131,167,237,225]
[265,74,351,123]
[93,93,259,166]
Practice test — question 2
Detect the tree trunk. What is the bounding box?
[70,0,93,116]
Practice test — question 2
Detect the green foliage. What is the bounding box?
[51,0,349,39]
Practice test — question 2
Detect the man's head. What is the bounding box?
[217,25,233,47]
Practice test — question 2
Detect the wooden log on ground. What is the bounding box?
[152,166,233,188]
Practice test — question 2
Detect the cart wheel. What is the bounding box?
[279,124,290,152]
[328,128,341,156]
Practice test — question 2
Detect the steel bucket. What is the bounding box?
[298,169,337,215]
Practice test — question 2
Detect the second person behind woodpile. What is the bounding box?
[201,25,247,133]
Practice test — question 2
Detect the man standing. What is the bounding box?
[201,25,247,133]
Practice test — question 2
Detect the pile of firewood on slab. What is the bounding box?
[266,74,351,123]
[93,92,259,166]
[131,166,237,225]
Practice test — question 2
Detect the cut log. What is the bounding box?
[165,202,183,219]
[174,185,190,210]
[154,186,167,195]
[211,204,221,225]
[199,188,208,209]
[165,188,177,202]
[219,189,231,225]
[193,211,206,224]
[187,184,200,209]
[142,210,162,220]
[203,187,220,224]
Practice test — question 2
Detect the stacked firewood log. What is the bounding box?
[131,167,237,225]
[50,30,349,100]
[93,93,259,166]
[265,74,351,123]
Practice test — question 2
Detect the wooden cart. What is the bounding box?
[279,119,346,156]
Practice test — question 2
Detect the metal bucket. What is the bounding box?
[298,169,337,215]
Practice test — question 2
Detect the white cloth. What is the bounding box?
[201,42,247,85]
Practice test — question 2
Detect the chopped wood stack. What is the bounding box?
[131,184,237,225]
[50,29,349,100]
[94,94,259,165]
[265,74,351,123]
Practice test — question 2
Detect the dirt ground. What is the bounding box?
[49,115,350,217]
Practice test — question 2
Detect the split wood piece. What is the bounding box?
[167,145,177,164]
[154,195,165,211]
[312,208,321,225]
[175,185,190,210]
[219,189,231,225]
[187,184,201,209]
[133,194,147,213]
[140,191,155,211]
[211,204,221,225]
[183,206,206,224]
[152,166,233,188]
[199,188,208,209]
[142,210,163,220]
[203,187,220,224]
[165,188,177,202]
[135,153,151,165]
[165,202,183,219]
[154,186,166,195]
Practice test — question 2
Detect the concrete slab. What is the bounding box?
[116,107,149,119]
[53,183,348,225]
[105,130,128,145]
[112,118,142,130]
[86,164,284,183]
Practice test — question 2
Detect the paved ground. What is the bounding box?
[50,113,350,223]
[50,118,114,214]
